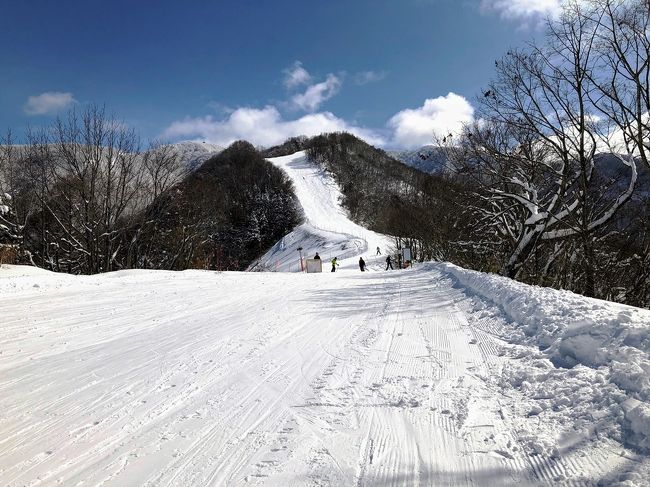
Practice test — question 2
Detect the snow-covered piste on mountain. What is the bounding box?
[2,149,650,487]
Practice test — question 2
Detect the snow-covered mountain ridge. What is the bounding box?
[169,140,223,169]
[389,145,451,175]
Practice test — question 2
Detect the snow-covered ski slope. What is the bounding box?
[250,151,392,272]
[2,151,650,486]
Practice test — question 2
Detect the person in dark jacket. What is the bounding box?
[359,257,366,271]
[376,246,381,255]
[385,255,393,270]
[314,252,320,260]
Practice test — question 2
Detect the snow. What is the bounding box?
[0,193,10,215]
[441,262,650,453]
[2,149,650,486]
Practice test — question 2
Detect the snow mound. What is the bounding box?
[441,262,650,452]
[0,264,75,295]
[0,264,54,277]
[249,223,365,272]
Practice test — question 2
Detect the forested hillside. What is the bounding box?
[262,129,649,308]
[127,141,301,270]
[304,132,462,260]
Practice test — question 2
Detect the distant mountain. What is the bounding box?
[1,141,224,172]
[389,145,451,175]
[169,141,224,170]
[593,152,650,199]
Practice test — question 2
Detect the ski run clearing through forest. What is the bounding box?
[2,151,650,486]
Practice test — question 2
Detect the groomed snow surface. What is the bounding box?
[2,151,650,486]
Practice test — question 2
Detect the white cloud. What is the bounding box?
[290,74,342,112]
[480,0,562,20]
[161,105,385,148]
[24,91,76,115]
[353,70,387,86]
[163,93,477,150]
[387,93,475,148]
[283,61,312,89]
[164,60,474,150]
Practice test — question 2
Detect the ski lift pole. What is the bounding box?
[297,247,304,272]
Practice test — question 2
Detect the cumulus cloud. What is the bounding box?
[164,61,474,150]
[24,91,76,115]
[353,70,387,85]
[163,93,476,150]
[480,0,562,21]
[283,61,343,112]
[387,93,474,148]
[161,105,385,148]
[290,74,342,112]
[283,61,312,89]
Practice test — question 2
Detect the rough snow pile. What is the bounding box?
[441,262,650,452]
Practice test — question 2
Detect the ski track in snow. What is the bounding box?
[1,150,648,486]
[3,268,643,486]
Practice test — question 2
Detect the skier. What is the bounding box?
[331,257,339,272]
[385,255,393,270]
[314,252,320,260]
[359,257,366,272]
[376,246,381,255]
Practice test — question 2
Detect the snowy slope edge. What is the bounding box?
[441,262,650,451]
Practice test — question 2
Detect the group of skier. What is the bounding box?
[312,247,396,272]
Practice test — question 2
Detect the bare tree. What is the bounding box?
[589,0,650,169]
[24,105,145,273]
[0,130,20,257]
[141,140,188,204]
[446,0,637,294]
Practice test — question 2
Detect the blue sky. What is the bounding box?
[0,0,560,148]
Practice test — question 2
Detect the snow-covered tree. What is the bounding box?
[446,1,639,295]
[31,105,145,273]
[0,192,20,250]
[0,130,24,263]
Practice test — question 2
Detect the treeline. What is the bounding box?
[440,0,650,306]
[0,107,301,272]
[295,125,647,308]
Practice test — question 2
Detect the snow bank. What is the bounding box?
[0,264,76,295]
[440,262,650,452]
[0,264,58,277]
